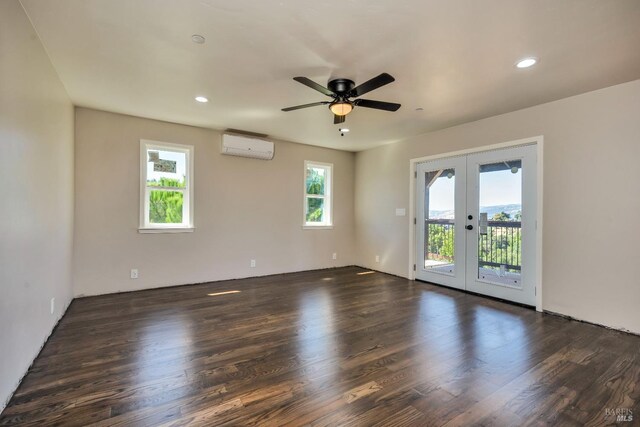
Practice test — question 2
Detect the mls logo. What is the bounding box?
[605,408,633,422]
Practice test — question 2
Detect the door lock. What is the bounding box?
[468,215,473,220]
[466,225,474,230]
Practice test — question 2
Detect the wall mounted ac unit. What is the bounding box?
[221,133,274,160]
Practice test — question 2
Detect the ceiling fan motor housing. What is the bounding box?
[328,78,355,95]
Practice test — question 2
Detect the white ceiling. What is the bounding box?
[21,0,640,151]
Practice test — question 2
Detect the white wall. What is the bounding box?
[0,0,75,411]
[73,108,356,296]
[355,79,640,334]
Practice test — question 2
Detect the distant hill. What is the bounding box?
[480,204,522,219]
[430,204,521,220]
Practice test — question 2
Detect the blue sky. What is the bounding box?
[429,169,521,211]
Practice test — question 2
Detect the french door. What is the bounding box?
[415,145,537,306]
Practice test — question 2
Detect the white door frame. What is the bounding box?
[408,136,544,312]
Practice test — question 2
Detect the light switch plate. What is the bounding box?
[395,208,406,216]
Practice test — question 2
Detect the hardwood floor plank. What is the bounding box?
[343,381,383,404]
[1,266,638,426]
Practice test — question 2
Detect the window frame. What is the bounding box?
[303,160,333,229]
[139,139,194,233]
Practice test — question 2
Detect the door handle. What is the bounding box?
[466,225,473,230]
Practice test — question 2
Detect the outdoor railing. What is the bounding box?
[425,219,522,272]
[426,219,455,263]
[478,221,521,272]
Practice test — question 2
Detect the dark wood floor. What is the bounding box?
[1,267,638,426]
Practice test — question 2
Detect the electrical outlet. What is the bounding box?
[332,252,337,260]
[130,269,139,279]
[50,298,55,315]
[250,259,256,268]
[375,255,380,263]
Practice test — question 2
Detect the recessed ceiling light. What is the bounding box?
[516,58,537,68]
[339,128,350,132]
[195,96,208,103]
[191,34,205,44]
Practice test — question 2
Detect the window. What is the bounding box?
[140,140,194,232]
[304,161,333,228]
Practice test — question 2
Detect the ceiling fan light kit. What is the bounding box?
[282,73,401,125]
[329,102,353,116]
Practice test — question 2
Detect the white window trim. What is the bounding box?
[303,160,333,229]
[139,139,194,233]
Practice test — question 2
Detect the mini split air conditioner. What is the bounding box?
[221,133,274,160]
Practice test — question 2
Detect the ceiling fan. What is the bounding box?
[282,73,401,124]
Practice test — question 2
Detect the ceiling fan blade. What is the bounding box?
[354,99,401,111]
[334,114,346,124]
[282,101,330,112]
[349,73,395,97]
[293,77,335,97]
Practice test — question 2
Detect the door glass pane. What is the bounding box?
[424,168,455,274]
[477,160,522,286]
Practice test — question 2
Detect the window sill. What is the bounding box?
[303,225,334,230]
[138,227,195,234]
